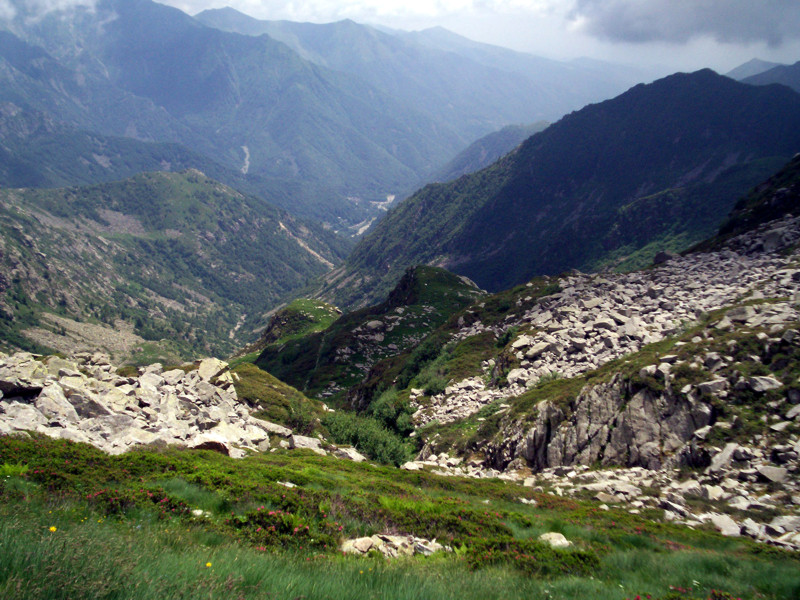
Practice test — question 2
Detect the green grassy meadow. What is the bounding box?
[1,435,798,600]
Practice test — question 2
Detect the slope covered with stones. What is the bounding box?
[0,352,365,462]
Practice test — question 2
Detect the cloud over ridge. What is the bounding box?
[570,0,800,47]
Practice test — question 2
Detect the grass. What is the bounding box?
[0,435,798,599]
[232,362,325,434]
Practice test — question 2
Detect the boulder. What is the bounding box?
[707,443,739,475]
[756,465,788,483]
[506,368,528,386]
[138,372,164,392]
[511,335,535,350]
[748,376,782,392]
[740,518,764,538]
[2,402,47,430]
[196,358,228,382]
[697,379,728,395]
[538,532,571,548]
[162,369,186,386]
[334,447,367,462]
[289,434,326,455]
[35,383,79,424]
[249,417,292,438]
[703,513,740,537]
[525,342,552,359]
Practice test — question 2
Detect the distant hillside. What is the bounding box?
[0,103,366,226]
[431,122,549,183]
[725,58,783,80]
[196,8,646,139]
[0,171,347,359]
[323,69,800,308]
[743,60,800,94]
[701,153,800,248]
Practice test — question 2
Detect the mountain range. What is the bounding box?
[0,0,645,232]
[321,69,800,308]
[725,58,784,80]
[196,8,645,141]
[743,60,800,94]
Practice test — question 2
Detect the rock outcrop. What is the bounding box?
[488,374,713,472]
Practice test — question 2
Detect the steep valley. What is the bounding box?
[328,70,800,309]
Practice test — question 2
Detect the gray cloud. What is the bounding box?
[570,0,800,47]
[0,0,97,21]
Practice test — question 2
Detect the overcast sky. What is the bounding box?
[5,0,800,74]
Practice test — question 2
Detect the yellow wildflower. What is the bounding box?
[49,526,57,533]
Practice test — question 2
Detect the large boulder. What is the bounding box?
[196,358,229,382]
[289,434,326,455]
[35,383,79,424]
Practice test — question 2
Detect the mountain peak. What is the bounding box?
[726,58,784,80]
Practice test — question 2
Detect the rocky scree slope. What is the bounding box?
[388,216,800,550]
[300,160,800,549]
[0,170,347,359]
[0,352,362,461]
[327,69,800,308]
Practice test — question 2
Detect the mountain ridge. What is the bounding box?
[322,69,800,308]
[743,60,800,94]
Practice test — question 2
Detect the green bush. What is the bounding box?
[368,388,415,436]
[464,536,600,577]
[322,412,412,465]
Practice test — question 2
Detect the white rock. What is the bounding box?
[538,532,571,548]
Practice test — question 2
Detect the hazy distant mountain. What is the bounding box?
[430,122,549,183]
[196,8,646,138]
[323,70,800,308]
[0,0,470,226]
[726,58,783,80]
[0,103,368,226]
[0,30,205,148]
[743,61,800,94]
[404,26,655,97]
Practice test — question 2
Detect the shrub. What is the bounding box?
[368,388,415,436]
[464,536,600,577]
[321,412,412,465]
